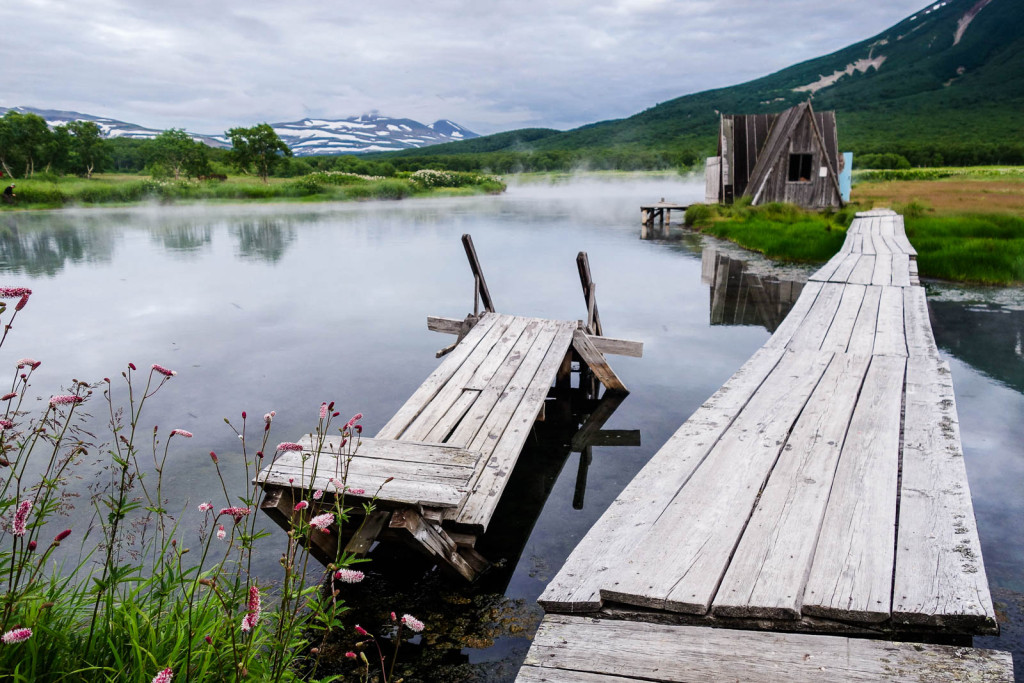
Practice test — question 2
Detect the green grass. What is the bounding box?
[687,202,852,263]
[1,171,505,210]
[905,214,1024,285]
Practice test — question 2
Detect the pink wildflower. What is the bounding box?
[219,507,251,523]
[354,625,369,636]
[15,294,29,311]
[170,429,193,438]
[0,420,13,430]
[209,451,218,463]
[309,513,334,531]
[294,500,308,511]
[216,525,226,540]
[53,529,71,544]
[0,287,31,298]
[264,411,275,423]
[151,667,173,683]
[128,362,136,371]
[1,627,32,644]
[151,364,177,377]
[348,487,366,496]
[12,500,31,536]
[204,635,212,644]
[312,489,323,500]
[334,568,364,583]
[345,651,357,659]
[401,614,424,632]
[198,502,213,512]
[346,413,363,427]
[1,392,18,401]
[390,611,397,622]
[49,395,83,407]
[276,442,303,452]
[320,403,328,419]
[241,585,261,632]
[27,541,36,552]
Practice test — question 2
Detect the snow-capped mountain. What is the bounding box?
[268,115,478,156]
[0,106,478,155]
[0,106,230,148]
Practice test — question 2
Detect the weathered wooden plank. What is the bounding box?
[259,465,467,508]
[263,448,474,485]
[517,615,1015,683]
[873,286,908,357]
[892,215,918,256]
[904,286,938,358]
[859,219,876,255]
[447,320,558,448]
[343,509,391,555]
[423,389,479,444]
[828,251,861,283]
[600,350,834,614]
[765,281,824,349]
[819,284,866,353]
[399,315,528,441]
[577,251,604,337]
[712,353,870,619]
[540,346,787,612]
[572,329,628,393]
[465,317,538,391]
[786,283,845,351]
[375,312,501,439]
[809,251,848,283]
[427,315,472,335]
[872,252,893,286]
[891,253,912,287]
[462,233,495,314]
[587,335,643,358]
[846,285,882,355]
[803,355,906,622]
[294,435,480,468]
[846,254,875,285]
[389,508,477,581]
[880,216,902,254]
[457,322,577,529]
[893,357,997,632]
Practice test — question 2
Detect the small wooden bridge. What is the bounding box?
[519,210,1014,681]
[256,235,641,581]
[640,199,689,239]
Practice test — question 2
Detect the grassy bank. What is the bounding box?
[0,169,505,210]
[686,192,1024,286]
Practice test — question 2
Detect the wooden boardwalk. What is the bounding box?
[520,210,1013,681]
[256,236,640,580]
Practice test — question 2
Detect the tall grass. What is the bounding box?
[906,214,1024,285]
[685,201,851,263]
[2,172,505,210]
[0,287,426,681]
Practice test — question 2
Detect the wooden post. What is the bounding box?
[462,234,495,314]
[573,447,592,510]
[576,252,603,337]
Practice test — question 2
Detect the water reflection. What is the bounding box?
[930,301,1024,394]
[701,249,804,332]
[233,219,296,262]
[151,223,213,253]
[0,215,116,275]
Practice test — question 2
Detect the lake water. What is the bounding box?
[2,176,1021,680]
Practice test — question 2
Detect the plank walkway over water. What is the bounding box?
[520,210,1011,681]
[256,236,640,580]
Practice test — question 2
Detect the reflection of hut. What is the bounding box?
[701,249,805,332]
[704,102,843,209]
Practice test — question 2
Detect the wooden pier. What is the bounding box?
[640,199,688,239]
[519,210,1014,681]
[255,235,641,581]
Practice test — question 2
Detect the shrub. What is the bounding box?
[684,203,713,227]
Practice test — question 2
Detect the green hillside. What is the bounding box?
[375,0,1023,169]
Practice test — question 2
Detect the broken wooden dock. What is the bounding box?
[256,235,641,581]
[519,209,1014,681]
[640,199,688,239]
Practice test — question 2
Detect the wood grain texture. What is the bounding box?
[713,353,870,619]
[517,615,1014,683]
[600,350,834,614]
[803,355,906,622]
[819,284,866,353]
[893,357,997,632]
[539,346,786,612]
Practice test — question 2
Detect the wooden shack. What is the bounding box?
[705,102,843,209]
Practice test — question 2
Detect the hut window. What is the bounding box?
[788,154,813,182]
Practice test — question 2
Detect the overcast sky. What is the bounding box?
[1,0,931,135]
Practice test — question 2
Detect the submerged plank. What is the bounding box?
[803,355,906,622]
[893,357,997,632]
[518,615,1015,683]
[600,350,834,614]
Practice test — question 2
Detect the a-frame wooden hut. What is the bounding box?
[705,102,843,209]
